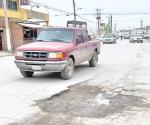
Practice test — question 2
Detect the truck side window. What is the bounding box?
[76,31,84,44]
[82,31,89,42]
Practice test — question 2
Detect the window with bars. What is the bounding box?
[0,0,18,10]
[7,0,17,10]
[0,0,3,8]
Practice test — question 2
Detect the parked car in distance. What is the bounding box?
[14,21,100,80]
[143,33,150,39]
[130,34,143,43]
[95,35,104,42]
[101,33,116,44]
[123,33,130,39]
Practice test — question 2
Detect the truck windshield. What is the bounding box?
[36,29,74,43]
[104,34,114,38]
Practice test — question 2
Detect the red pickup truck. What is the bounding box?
[15,22,100,80]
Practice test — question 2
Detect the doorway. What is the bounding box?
[0,32,2,51]
[0,30,3,51]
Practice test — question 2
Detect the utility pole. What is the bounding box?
[113,23,117,32]
[109,15,112,33]
[108,15,112,33]
[3,0,12,51]
[72,0,76,26]
[140,20,143,28]
[96,9,102,36]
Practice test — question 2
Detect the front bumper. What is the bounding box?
[14,60,67,72]
[132,39,143,42]
[103,40,114,43]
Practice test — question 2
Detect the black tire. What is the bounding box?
[61,58,74,80]
[20,71,34,77]
[89,51,98,67]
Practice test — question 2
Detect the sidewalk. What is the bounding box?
[0,51,13,57]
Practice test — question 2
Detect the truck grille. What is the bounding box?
[24,52,48,59]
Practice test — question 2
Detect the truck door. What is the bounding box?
[74,31,87,64]
[82,31,94,60]
[0,33,2,51]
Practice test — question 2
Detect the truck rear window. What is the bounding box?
[36,29,74,43]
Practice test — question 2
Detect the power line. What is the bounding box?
[30,0,73,15]
[77,15,95,23]
[28,1,150,16]
[77,12,150,16]
[29,1,150,17]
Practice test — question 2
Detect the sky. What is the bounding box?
[25,0,150,32]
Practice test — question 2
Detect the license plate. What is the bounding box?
[32,66,42,71]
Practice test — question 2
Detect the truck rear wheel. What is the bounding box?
[20,71,34,77]
[89,51,98,67]
[61,58,74,80]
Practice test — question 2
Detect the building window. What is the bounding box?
[0,0,17,10]
[7,0,17,10]
[0,0,2,8]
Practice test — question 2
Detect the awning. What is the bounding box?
[18,23,46,29]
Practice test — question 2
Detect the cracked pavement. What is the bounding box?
[1,40,150,125]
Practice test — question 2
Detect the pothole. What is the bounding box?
[36,84,148,118]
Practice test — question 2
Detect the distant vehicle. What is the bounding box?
[143,34,150,39]
[14,21,100,80]
[101,33,116,44]
[95,35,104,42]
[130,34,143,43]
[114,33,119,39]
[139,32,145,38]
[123,33,130,39]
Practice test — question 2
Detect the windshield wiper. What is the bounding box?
[50,39,66,42]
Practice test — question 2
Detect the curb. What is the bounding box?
[0,53,13,57]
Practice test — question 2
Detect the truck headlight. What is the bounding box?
[16,51,23,57]
[48,52,63,59]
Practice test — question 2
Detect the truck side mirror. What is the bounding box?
[76,35,83,45]
[76,38,81,44]
[88,35,92,40]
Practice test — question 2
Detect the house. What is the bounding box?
[0,0,49,51]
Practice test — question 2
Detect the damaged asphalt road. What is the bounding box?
[37,84,146,119]
[9,41,150,125]
[10,82,150,125]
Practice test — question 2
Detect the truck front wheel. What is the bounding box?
[89,51,98,67]
[20,71,34,77]
[61,58,74,80]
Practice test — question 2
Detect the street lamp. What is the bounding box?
[30,4,40,17]
[76,7,82,11]
[30,5,50,27]
[54,7,82,20]
[39,5,50,27]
